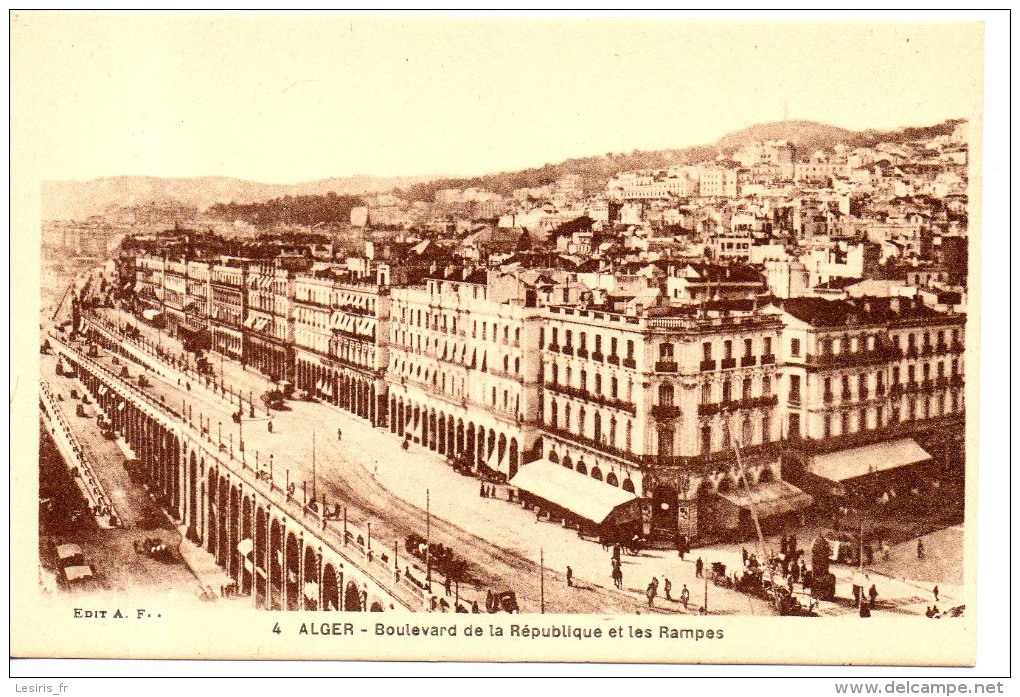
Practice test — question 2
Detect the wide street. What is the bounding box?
[78,306,963,618]
[84,308,782,615]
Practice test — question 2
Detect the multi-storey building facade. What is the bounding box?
[134,255,164,315]
[243,262,296,383]
[538,302,790,542]
[184,260,211,343]
[209,260,247,362]
[770,296,966,498]
[162,259,188,338]
[293,271,391,426]
[385,270,543,479]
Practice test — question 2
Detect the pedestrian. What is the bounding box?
[680,584,690,609]
[859,599,871,618]
[480,482,486,498]
[780,536,788,557]
[933,585,939,602]
[267,420,273,433]
[787,574,795,592]
[651,576,659,593]
[663,578,672,601]
[612,565,622,589]
[695,557,703,578]
[444,576,452,596]
[646,581,657,608]
[869,583,878,605]
[741,547,749,566]
[566,566,573,588]
[337,428,343,441]
[882,541,891,560]
[917,539,925,560]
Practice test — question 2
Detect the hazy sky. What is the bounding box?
[11,13,984,184]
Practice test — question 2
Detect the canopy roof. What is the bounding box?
[509,459,637,525]
[717,481,814,519]
[809,438,931,483]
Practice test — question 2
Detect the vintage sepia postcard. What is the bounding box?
[10,12,991,667]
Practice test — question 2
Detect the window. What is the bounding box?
[701,382,711,403]
[595,335,602,352]
[741,417,752,446]
[657,426,674,457]
[702,342,712,361]
[565,330,572,347]
[724,340,733,359]
[762,414,771,442]
[611,377,618,399]
[762,376,771,395]
[764,337,772,355]
[610,337,618,355]
[550,400,558,427]
[701,425,713,454]
[790,375,801,402]
[626,340,634,359]
[595,374,602,395]
[722,380,732,402]
[550,363,558,384]
[580,370,587,391]
[658,383,674,406]
[892,366,900,384]
[659,342,674,359]
[579,332,586,350]
[550,327,557,345]
[788,413,801,438]
[742,378,751,400]
[593,413,602,442]
[791,338,801,357]
[744,338,753,357]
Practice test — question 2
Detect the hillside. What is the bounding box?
[714,120,857,155]
[41,173,438,221]
[42,118,964,219]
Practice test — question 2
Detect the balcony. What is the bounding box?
[905,347,919,359]
[935,342,948,354]
[720,357,737,370]
[654,360,678,373]
[920,345,934,357]
[950,374,964,387]
[542,424,638,464]
[606,354,619,366]
[591,351,605,363]
[698,395,778,415]
[623,358,636,369]
[920,379,934,393]
[950,340,964,354]
[904,381,919,393]
[576,348,589,359]
[547,343,560,353]
[858,389,869,401]
[788,393,802,408]
[562,345,574,357]
[890,384,904,398]
[935,375,948,389]
[651,404,681,419]
[740,356,757,367]
[700,359,717,372]
[823,392,834,404]
[760,353,776,365]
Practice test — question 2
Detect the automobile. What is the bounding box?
[61,564,96,586]
[485,589,519,614]
[261,390,287,411]
[56,543,85,568]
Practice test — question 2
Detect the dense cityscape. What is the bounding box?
[41,120,968,619]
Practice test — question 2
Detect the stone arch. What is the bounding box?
[508,438,519,478]
[437,412,446,455]
[285,531,301,610]
[254,508,268,607]
[652,484,678,532]
[240,496,253,595]
[269,519,284,610]
[303,546,320,610]
[548,450,560,464]
[758,466,776,484]
[369,601,384,612]
[228,484,241,581]
[187,452,199,541]
[321,563,340,611]
[562,455,572,470]
[590,466,603,481]
[576,460,587,475]
[216,476,229,568]
[344,580,362,612]
[606,471,619,487]
[622,478,636,493]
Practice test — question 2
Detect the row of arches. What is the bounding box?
[388,394,522,478]
[65,351,394,613]
[295,358,385,426]
[184,452,389,612]
[546,449,636,493]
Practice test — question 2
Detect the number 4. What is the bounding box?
[272,622,281,634]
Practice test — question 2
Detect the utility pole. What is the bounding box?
[425,488,432,585]
[312,429,317,504]
[540,548,545,614]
